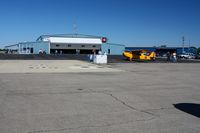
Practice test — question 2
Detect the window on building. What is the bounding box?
[93,45,96,48]
[68,45,71,47]
[56,44,60,47]
[81,45,85,47]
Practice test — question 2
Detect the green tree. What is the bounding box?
[197,47,200,54]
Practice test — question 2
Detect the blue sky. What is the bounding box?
[0,0,200,48]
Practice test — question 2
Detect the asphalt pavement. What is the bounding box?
[0,61,200,133]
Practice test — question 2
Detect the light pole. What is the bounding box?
[182,36,185,53]
[189,39,191,53]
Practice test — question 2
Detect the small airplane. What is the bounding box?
[123,50,156,61]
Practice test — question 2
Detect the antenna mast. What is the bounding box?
[73,22,78,35]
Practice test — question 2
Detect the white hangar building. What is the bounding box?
[5,34,125,55]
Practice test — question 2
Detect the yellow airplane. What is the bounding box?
[123,50,156,61]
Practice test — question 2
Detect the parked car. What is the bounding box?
[178,53,195,59]
[195,54,200,59]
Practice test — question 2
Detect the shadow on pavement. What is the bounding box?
[174,103,200,118]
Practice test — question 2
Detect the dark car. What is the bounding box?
[195,54,200,59]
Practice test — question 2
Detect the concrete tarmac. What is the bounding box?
[0,60,121,73]
[0,61,200,133]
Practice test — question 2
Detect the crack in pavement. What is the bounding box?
[25,89,159,133]
[87,89,159,118]
[145,107,175,112]
[5,90,92,96]
[102,91,159,118]
[26,117,155,133]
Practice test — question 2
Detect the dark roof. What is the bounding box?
[4,44,19,48]
[126,46,197,50]
[107,43,125,47]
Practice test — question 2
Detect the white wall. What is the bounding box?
[43,37,102,45]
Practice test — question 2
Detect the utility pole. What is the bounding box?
[182,36,185,53]
[189,39,191,53]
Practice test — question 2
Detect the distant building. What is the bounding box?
[5,34,125,55]
[126,47,198,56]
